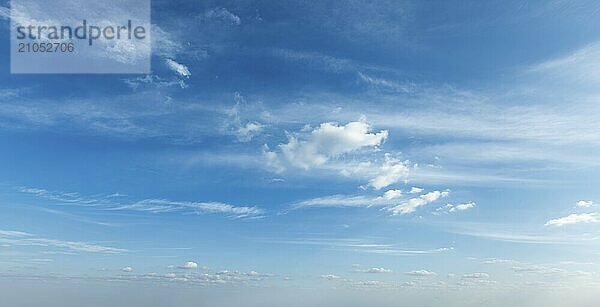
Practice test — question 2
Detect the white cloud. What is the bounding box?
[263,145,285,173]
[0,230,32,238]
[18,186,264,219]
[204,8,241,25]
[409,187,424,194]
[223,95,265,142]
[180,261,198,269]
[124,74,187,90]
[358,72,415,93]
[293,188,453,218]
[0,229,126,254]
[452,202,476,212]
[545,213,600,227]
[383,189,403,200]
[366,267,392,273]
[576,200,595,208]
[121,266,133,272]
[368,154,410,190]
[151,24,187,59]
[120,199,263,218]
[293,194,389,209]
[462,272,490,279]
[528,42,600,84]
[481,258,518,265]
[267,236,453,256]
[246,270,259,276]
[237,122,264,141]
[165,59,191,77]
[292,189,406,209]
[405,270,437,277]
[321,274,341,280]
[435,202,476,214]
[138,269,274,285]
[267,120,388,170]
[388,190,450,215]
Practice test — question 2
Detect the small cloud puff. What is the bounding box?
[405,269,437,277]
[576,200,595,208]
[462,272,490,279]
[434,202,476,215]
[366,267,392,273]
[409,187,424,194]
[179,261,199,269]
[383,189,402,200]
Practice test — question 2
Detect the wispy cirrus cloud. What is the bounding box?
[17,187,264,219]
[388,190,450,215]
[165,59,191,78]
[115,199,263,218]
[449,222,600,245]
[255,236,453,256]
[291,188,450,216]
[0,229,126,254]
[291,189,403,209]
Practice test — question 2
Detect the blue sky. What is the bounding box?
[1,0,600,306]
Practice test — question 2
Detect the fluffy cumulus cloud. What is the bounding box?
[405,270,437,277]
[263,120,415,190]
[265,120,388,171]
[388,190,450,215]
[545,213,600,227]
[368,154,410,190]
[180,261,199,269]
[383,189,403,200]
